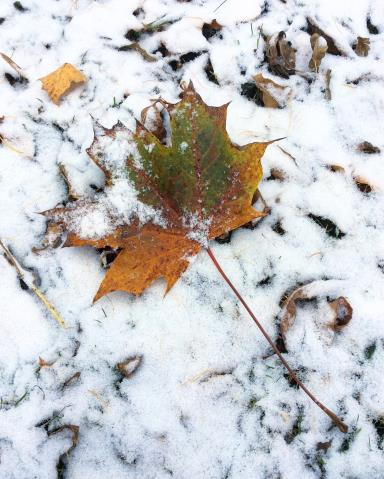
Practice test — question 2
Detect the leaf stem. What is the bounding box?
[206,246,348,433]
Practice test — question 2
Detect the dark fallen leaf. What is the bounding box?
[202,19,222,40]
[354,176,373,194]
[266,31,296,78]
[357,141,380,154]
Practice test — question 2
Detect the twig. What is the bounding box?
[0,239,66,328]
[214,0,228,13]
[206,246,348,433]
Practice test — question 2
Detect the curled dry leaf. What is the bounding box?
[354,175,374,194]
[266,31,296,79]
[329,297,353,331]
[40,63,86,104]
[116,356,142,379]
[279,284,310,351]
[253,73,291,108]
[327,164,345,173]
[279,284,352,349]
[48,424,79,477]
[309,34,328,72]
[307,18,344,56]
[43,82,273,301]
[354,37,370,57]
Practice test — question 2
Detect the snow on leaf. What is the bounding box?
[43,82,272,301]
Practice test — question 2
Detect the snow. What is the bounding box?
[1,0,384,478]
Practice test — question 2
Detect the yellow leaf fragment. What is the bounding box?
[40,63,86,104]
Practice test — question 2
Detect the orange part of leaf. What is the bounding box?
[93,227,200,300]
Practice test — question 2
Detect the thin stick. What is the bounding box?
[0,239,66,328]
[214,0,228,13]
[206,247,348,433]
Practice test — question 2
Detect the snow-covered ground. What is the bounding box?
[1,0,384,478]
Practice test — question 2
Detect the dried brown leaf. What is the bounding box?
[116,356,142,378]
[354,37,370,57]
[309,34,328,72]
[328,297,353,331]
[307,18,344,56]
[357,141,381,154]
[266,31,296,78]
[253,73,291,108]
[279,285,310,346]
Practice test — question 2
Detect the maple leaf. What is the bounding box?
[40,63,86,104]
[44,82,271,300]
[41,84,349,433]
